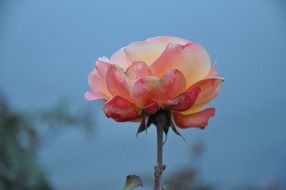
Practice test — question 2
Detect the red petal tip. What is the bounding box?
[103,96,142,122]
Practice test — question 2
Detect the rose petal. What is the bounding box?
[150,43,211,87]
[125,61,152,85]
[124,41,167,66]
[130,76,160,106]
[109,36,191,70]
[143,101,160,115]
[182,77,223,115]
[166,86,201,111]
[146,35,190,46]
[110,48,131,71]
[86,59,112,100]
[130,69,186,106]
[188,77,224,106]
[84,91,102,100]
[205,63,219,78]
[103,96,142,122]
[98,56,110,62]
[173,108,215,129]
[157,69,186,103]
[106,65,132,101]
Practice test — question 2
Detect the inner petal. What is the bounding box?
[110,48,132,71]
[124,41,167,66]
[130,69,186,106]
[156,69,186,103]
[130,76,160,106]
[106,65,132,102]
[125,61,152,86]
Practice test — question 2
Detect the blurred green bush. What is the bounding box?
[0,94,94,190]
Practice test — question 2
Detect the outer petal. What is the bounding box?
[106,65,132,102]
[166,86,201,111]
[85,91,102,100]
[130,69,186,106]
[150,43,211,87]
[173,108,215,129]
[86,59,112,100]
[125,61,152,85]
[143,101,160,115]
[103,96,142,122]
[182,77,223,115]
[205,64,219,78]
[188,78,224,106]
[146,35,190,46]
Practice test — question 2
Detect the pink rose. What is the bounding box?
[85,36,223,129]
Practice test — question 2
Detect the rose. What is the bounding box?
[85,36,223,129]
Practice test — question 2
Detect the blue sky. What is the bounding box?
[1,0,286,189]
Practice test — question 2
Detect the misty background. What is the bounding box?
[0,0,286,189]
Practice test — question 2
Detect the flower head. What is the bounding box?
[85,36,223,131]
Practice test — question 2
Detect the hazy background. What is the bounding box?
[1,0,286,189]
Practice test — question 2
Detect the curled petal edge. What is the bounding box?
[87,59,112,100]
[173,108,215,129]
[143,102,160,115]
[187,77,224,107]
[106,65,132,102]
[85,91,103,100]
[166,86,201,111]
[103,96,142,122]
[150,42,211,87]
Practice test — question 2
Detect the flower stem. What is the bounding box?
[154,124,164,190]
[151,110,168,190]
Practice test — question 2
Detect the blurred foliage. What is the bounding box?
[0,96,50,190]
[163,169,212,190]
[163,140,212,190]
[39,98,93,130]
[124,175,143,190]
[0,94,94,190]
